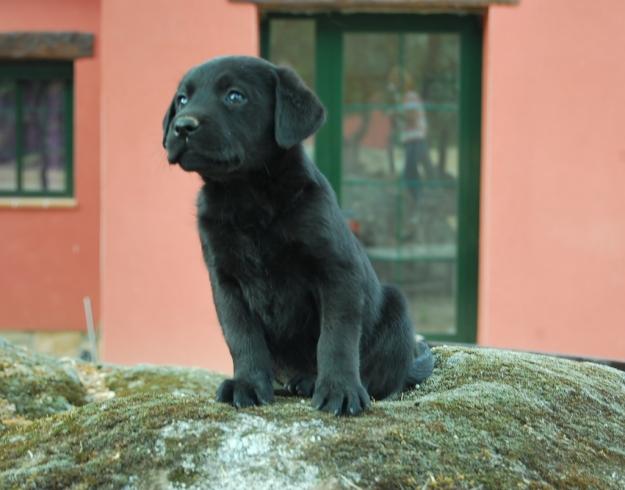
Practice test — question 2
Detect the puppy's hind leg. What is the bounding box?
[360,285,434,400]
[284,373,316,397]
[405,339,434,389]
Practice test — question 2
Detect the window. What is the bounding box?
[262,14,481,343]
[0,61,73,197]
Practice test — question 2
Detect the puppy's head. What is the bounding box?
[162,56,325,177]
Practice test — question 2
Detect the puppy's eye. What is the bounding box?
[177,94,188,106]
[225,90,246,105]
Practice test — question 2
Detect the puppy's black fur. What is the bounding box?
[163,56,434,415]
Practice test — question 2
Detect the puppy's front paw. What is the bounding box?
[312,377,371,416]
[216,375,274,409]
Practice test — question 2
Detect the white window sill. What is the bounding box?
[0,197,77,209]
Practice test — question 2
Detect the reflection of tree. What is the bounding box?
[0,84,16,165]
[420,35,459,178]
[343,34,399,176]
[269,20,315,88]
[25,82,49,189]
[23,81,64,191]
[343,109,372,177]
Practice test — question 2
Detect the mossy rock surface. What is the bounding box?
[1,339,624,489]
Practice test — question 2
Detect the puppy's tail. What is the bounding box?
[405,340,435,387]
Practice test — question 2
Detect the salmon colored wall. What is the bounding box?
[480,0,625,360]
[100,0,257,371]
[0,0,100,331]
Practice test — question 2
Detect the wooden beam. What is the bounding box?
[0,32,94,60]
[231,0,518,13]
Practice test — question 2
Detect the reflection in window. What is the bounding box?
[342,33,460,335]
[268,19,316,160]
[0,69,70,196]
[21,80,67,192]
[0,82,17,191]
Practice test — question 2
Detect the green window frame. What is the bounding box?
[261,13,482,343]
[0,61,74,198]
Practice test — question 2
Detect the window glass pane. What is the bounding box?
[0,82,17,192]
[268,19,316,160]
[21,80,66,192]
[342,32,460,336]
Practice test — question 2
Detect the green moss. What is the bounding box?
[104,365,224,399]
[297,348,625,489]
[1,342,624,489]
[0,393,235,489]
[0,340,87,420]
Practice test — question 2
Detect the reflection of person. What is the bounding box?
[388,69,433,201]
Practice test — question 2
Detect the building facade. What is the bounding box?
[1,0,624,371]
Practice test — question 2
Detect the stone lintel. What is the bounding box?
[0,32,94,60]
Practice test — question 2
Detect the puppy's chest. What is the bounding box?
[200,216,314,321]
[206,223,287,279]
[197,185,320,321]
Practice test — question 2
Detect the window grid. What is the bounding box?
[0,61,73,198]
[261,14,481,343]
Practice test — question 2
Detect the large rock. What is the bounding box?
[0,339,623,489]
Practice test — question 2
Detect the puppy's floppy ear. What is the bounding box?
[274,66,326,149]
[162,97,176,148]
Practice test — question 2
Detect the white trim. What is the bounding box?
[0,197,77,209]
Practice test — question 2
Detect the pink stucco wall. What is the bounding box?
[480,0,625,359]
[99,0,257,371]
[6,0,621,367]
[101,0,625,368]
[0,0,100,331]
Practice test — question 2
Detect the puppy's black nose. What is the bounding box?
[173,116,200,137]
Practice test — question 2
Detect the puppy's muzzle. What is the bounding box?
[173,116,200,137]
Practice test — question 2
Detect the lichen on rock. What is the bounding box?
[1,340,624,489]
[0,339,87,421]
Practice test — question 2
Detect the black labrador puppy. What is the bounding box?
[163,56,433,415]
